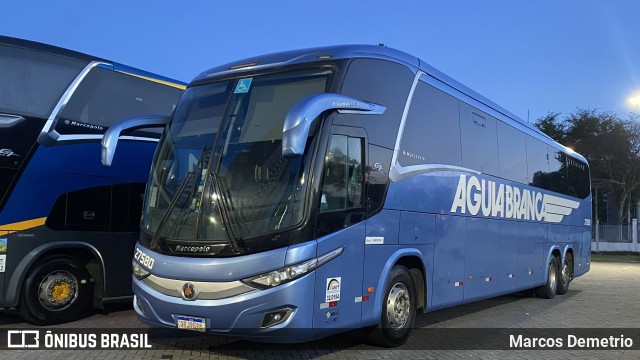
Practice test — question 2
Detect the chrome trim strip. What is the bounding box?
[389,164,481,182]
[0,113,25,128]
[52,134,160,142]
[141,274,255,300]
[38,61,111,145]
[390,71,423,168]
[388,70,423,183]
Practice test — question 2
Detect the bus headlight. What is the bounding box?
[243,246,344,289]
[132,260,151,280]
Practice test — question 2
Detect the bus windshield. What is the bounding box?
[143,69,331,253]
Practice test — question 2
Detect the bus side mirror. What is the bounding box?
[282,93,386,158]
[101,115,169,167]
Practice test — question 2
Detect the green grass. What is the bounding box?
[591,251,640,263]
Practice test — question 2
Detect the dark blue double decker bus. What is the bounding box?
[0,36,184,324]
[105,45,591,346]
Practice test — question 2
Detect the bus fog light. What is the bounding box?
[135,295,146,316]
[260,308,293,328]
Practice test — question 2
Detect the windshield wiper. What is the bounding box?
[150,171,193,249]
[209,173,241,253]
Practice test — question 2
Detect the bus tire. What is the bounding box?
[535,256,559,299]
[18,256,93,325]
[365,265,416,347]
[557,253,573,295]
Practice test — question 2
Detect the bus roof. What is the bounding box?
[0,36,186,89]
[192,44,585,163]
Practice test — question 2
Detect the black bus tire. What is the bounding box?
[557,253,573,295]
[18,256,93,325]
[365,265,416,347]
[535,256,559,299]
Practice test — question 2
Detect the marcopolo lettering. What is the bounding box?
[450,175,579,223]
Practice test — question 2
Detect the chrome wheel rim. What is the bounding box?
[38,270,78,311]
[561,263,570,287]
[386,282,410,329]
[549,262,557,293]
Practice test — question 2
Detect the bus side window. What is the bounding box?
[497,122,528,184]
[399,80,462,167]
[320,135,364,213]
[56,67,181,136]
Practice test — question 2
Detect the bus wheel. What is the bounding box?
[19,256,93,325]
[535,256,558,299]
[557,253,573,295]
[365,265,416,347]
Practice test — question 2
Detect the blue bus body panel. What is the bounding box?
[464,217,499,302]
[431,215,465,309]
[0,141,155,224]
[311,223,365,333]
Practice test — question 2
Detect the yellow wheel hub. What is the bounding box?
[51,281,72,302]
[38,271,78,310]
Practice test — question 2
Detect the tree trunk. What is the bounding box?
[618,192,628,241]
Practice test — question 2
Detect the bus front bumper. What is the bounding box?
[132,272,317,342]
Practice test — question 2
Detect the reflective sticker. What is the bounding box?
[584,219,591,226]
[0,254,5,272]
[234,78,253,93]
[454,281,464,287]
[362,295,370,301]
[320,302,329,309]
[508,273,516,278]
[326,277,341,302]
[355,296,362,303]
[0,238,6,253]
[365,237,384,245]
[485,277,493,282]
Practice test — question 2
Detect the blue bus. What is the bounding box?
[0,36,185,324]
[104,45,591,346]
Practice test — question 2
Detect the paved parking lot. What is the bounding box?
[0,261,639,359]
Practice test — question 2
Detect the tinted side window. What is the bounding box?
[567,156,590,198]
[399,80,461,167]
[57,67,181,133]
[320,135,364,212]
[0,45,85,118]
[337,59,414,149]
[527,137,550,189]
[548,148,568,195]
[459,102,499,175]
[45,183,145,232]
[497,122,527,184]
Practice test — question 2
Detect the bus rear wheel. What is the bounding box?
[365,265,416,347]
[557,253,573,295]
[19,256,92,325]
[535,256,558,299]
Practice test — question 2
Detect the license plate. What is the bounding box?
[176,315,206,332]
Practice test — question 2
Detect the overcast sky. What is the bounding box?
[3,1,639,122]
